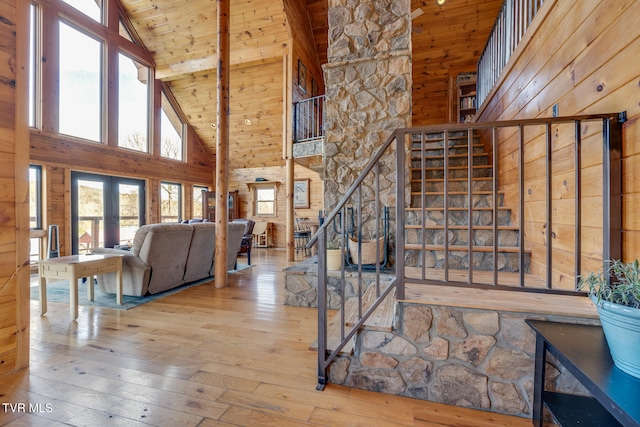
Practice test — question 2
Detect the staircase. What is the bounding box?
[311,131,528,358]
[404,130,529,275]
[311,113,624,391]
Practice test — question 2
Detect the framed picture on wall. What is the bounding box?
[298,59,307,94]
[294,179,310,208]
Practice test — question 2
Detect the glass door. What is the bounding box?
[71,172,145,254]
[118,182,143,246]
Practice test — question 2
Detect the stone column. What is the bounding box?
[323,0,412,227]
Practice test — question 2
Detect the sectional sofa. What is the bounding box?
[93,222,245,296]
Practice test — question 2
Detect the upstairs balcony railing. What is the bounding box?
[477,0,545,107]
[293,95,325,144]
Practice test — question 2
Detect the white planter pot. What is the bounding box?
[327,249,343,271]
[594,297,640,379]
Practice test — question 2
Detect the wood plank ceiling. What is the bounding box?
[119,0,291,168]
[410,0,504,125]
[118,0,502,165]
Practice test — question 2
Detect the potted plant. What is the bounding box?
[578,259,640,379]
[326,241,343,271]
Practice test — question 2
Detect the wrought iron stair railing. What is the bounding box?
[309,113,625,390]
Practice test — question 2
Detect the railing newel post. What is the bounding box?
[316,227,328,390]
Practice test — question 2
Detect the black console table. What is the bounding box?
[526,320,640,427]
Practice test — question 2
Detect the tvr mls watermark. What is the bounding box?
[2,402,54,413]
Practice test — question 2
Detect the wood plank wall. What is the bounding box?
[477,0,640,289]
[230,165,323,249]
[0,0,30,376]
[411,0,504,125]
[30,130,214,254]
[285,0,324,103]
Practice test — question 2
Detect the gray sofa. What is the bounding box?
[93,222,245,296]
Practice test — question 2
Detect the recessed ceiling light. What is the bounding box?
[244,118,252,125]
[436,0,446,6]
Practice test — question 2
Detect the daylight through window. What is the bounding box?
[58,21,102,142]
[160,182,182,223]
[118,53,150,152]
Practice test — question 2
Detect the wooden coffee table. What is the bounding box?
[38,254,123,321]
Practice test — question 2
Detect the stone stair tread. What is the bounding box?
[405,224,520,231]
[406,206,511,212]
[411,177,493,183]
[411,190,496,196]
[411,134,476,143]
[424,164,492,171]
[404,243,529,253]
[410,143,483,152]
[414,153,487,161]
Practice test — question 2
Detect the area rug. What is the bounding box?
[30,263,254,310]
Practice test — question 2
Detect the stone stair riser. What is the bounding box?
[411,145,485,157]
[411,155,488,169]
[404,250,529,273]
[418,167,493,180]
[406,209,513,227]
[411,179,494,193]
[411,131,478,141]
[411,193,505,208]
[405,228,520,247]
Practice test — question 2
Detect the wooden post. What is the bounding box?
[16,0,31,371]
[283,54,295,261]
[214,0,230,287]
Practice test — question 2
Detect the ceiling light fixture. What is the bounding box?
[436,0,446,6]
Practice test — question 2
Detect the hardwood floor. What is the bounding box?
[0,249,531,426]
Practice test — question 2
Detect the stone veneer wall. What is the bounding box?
[328,304,597,418]
[284,263,596,418]
[284,258,392,309]
[323,0,412,223]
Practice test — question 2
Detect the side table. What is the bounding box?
[38,254,123,321]
[526,320,640,427]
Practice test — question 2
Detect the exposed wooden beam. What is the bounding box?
[155,45,289,81]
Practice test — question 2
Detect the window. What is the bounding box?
[61,0,102,23]
[119,20,134,42]
[161,91,184,160]
[30,1,189,159]
[255,185,276,216]
[29,165,43,264]
[58,21,102,142]
[160,181,182,223]
[29,165,42,230]
[118,52,149,152]
[193,186,208,219]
